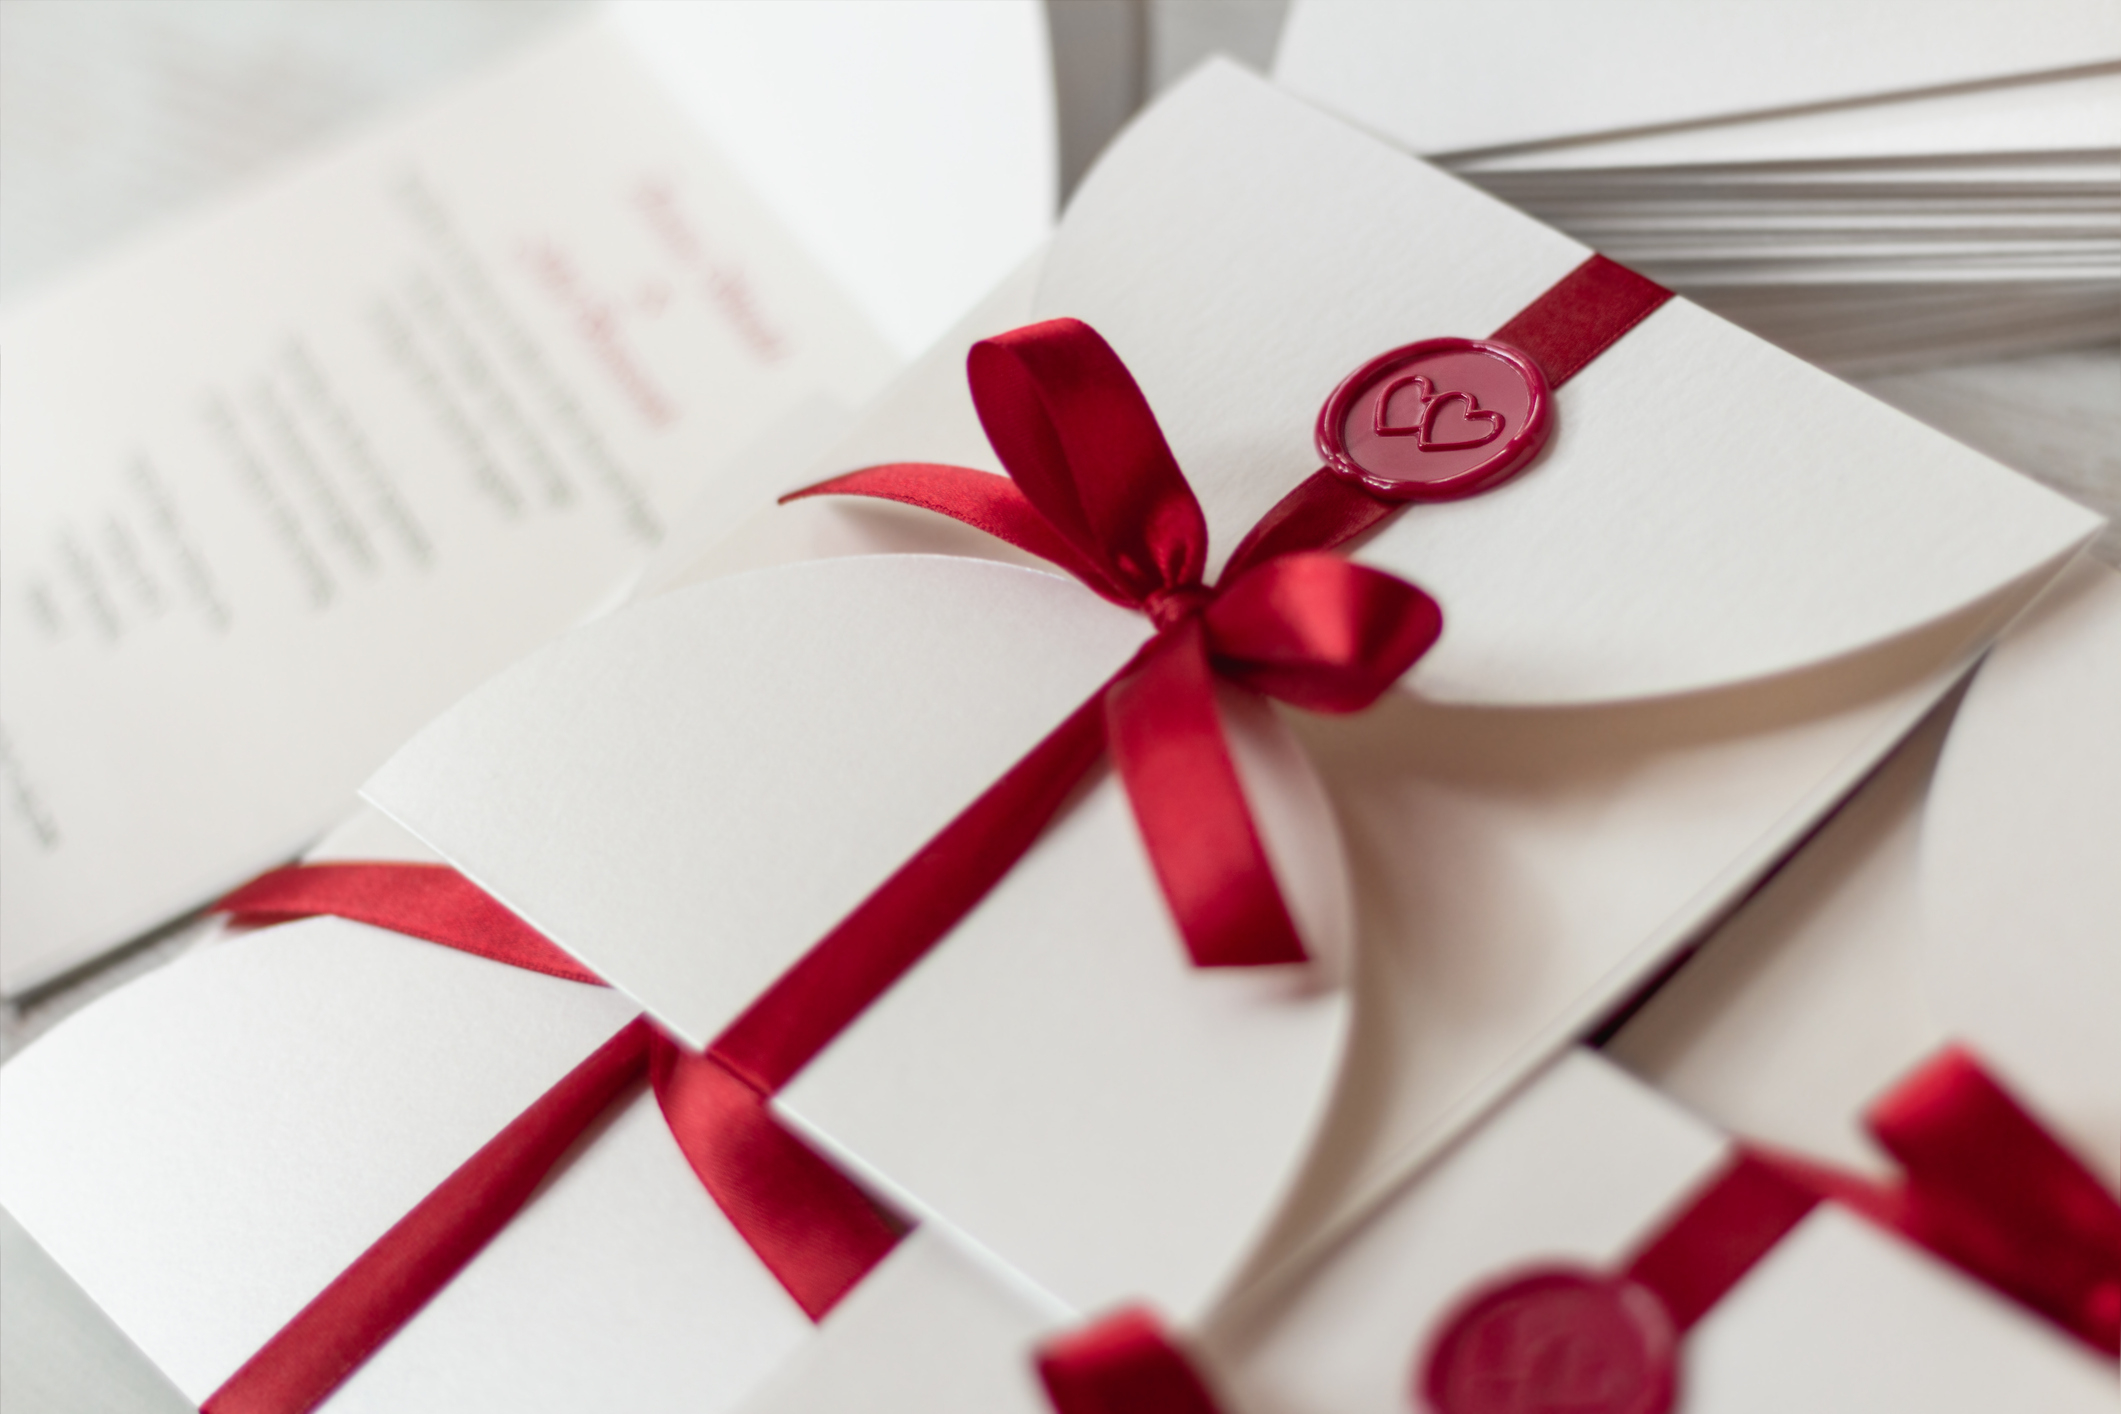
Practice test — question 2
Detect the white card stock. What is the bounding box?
[727,1052,2115,1414]
[1923,562,2121,1168]
[1275,1,2121,157]
[367,64,2095,1332]
[0,4,1055,994]
[371,549,1354,1320]
[1274,6,2121,369]
[0,873,818,1412]
[1610,555,2121,1183]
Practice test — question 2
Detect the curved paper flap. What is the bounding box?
[367,555,1153,1047]
[1919,556,2121,1179]
[1033,65,2098,703]
[0,919,641,1402]
[368,548,1354,1317]
[778,688,1354,1320]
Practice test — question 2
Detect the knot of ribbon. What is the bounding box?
[786,317,1443,968]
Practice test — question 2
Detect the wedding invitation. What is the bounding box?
[366,63,2098,1326]
[0,54,2106,1414]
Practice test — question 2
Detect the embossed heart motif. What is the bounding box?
[1371,373,1436,437]
[1370,373,1506,453]
[1416,390,1505,453]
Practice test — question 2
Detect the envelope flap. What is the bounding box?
[1034,65,2100,703]
[0,918,638,1401]
[366,555,1152,1046]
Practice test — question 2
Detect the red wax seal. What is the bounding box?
[1416,1267,1677,1414]
[1319,338,1549,502]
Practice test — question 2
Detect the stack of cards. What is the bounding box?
[2,29,2113,1414]
[1275,0,2121,371]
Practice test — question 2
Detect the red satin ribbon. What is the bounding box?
[1555,1045,2121,1374]
[1637,1047,2121,1357]
[206,864,904,1414]
[1035,1306,1226,1414]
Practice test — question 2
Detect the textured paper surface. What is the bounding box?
[1922,558,2121,1176]
[371,555,1155,1047]
[1610,556,2121,1184]
[0,918,648,1401]
[1036,66,2100,702]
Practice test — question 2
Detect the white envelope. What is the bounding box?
[1608,554,2121,1184]
[365,63,2098,1327]
[1274,0,2121,157]
[0,812,827,1413]
[734,1051,2115,1413]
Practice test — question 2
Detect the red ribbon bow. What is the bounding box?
[788,317,1443,969]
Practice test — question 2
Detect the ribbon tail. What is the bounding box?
[203,1018,654,1414]
[651,1039,906,1321]
[220,863,603,985]
[781,463,1131,603]
[1105,622,1307,968]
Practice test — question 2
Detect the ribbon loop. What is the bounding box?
[968,318,1207,603]
[1205,553,1442,715]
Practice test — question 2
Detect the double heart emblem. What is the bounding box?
[1372,373,1505,452]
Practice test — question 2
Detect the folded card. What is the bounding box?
[1608,554,2121,1185]
[0,4,1055,994]
[0,812,828,1413]
[1275,0,2121,158]
[730,1050,2115,1413]
[365,62,2098,1328]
